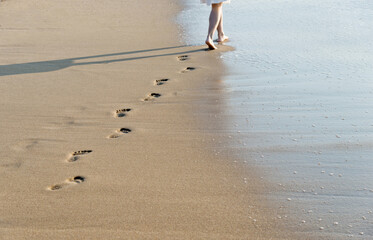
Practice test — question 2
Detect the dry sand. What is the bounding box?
[0,0,286,239]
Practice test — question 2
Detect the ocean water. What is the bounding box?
[179,0,373,238]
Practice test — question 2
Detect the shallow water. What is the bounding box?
[179,0,373,238]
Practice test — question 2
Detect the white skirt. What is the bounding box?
[201,0,230,6]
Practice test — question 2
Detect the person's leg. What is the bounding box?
[217,10,229,42]
[205,3,223,50]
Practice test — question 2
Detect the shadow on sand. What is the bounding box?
[0,45,205,77]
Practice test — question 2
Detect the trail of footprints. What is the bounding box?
[48,55,195,191]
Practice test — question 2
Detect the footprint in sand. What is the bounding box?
[48,176,85,191]
[115,108,131,118]
[178,55,188,61]
[182,67,196,73]
[67,150,92,162]
[108,128,132,139]
[143,93,161,101]
[155,78,169,86]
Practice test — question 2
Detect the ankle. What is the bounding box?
[218,32,225,37]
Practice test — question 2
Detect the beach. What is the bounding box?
[0,0,281,239]
[1,0,372,239]
[181,0,373,239]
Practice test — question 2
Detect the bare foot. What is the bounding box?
[217,35,229,43]
[205,38,217,50]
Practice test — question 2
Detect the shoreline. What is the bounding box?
[0,0,281,239]
[180,0,373,239]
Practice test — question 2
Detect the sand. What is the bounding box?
[182,1,373,239]
[0,0,286,239]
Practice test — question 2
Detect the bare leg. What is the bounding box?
[205,3,223,50]
[217,12,229,42]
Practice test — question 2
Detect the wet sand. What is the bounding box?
[179,0,373,239]
[0,0,284,239]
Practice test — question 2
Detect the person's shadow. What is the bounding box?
[0,45,204,77]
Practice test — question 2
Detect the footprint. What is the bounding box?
[178,55,188,61]
[67,150,92,162]
[115,108,131,118]
[108,128,132,139]
[48,176,86,191]
[69,176,85,183]
[182,67,196,73]
[143,93,161,101]
[155,79,169,86]
[49,184,64,191]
